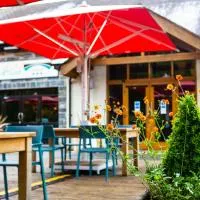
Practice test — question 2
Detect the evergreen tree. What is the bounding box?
[163,94,200,177]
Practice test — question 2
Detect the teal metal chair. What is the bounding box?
[76,126,116,181]
[2,125,48,200]
[0,153,18,200]
[39,125,65,177]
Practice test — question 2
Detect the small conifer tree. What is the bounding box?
[163,93,200,177]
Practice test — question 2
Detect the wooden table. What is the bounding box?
[54,127,139,176]
[0,132,35,200]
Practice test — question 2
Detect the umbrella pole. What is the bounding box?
[81,56,89,121]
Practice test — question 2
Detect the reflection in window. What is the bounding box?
[174,60,195,77]
[108,85,122,123]
[179,81,196,97]
[154,85,172,141]
[108,65,127,80]
[151,62,171,78]
[130,63,148,79]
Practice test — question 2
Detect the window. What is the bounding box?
[130,63,148,79]
[151,62,171,78]
[108,65,127,80]
[174,60,195,77]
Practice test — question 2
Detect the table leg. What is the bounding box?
[18,137,32,200]
[133,136,139,168]
[121,133,129,176]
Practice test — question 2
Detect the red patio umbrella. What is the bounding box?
[0,0,39,7]
[0,1,176,119]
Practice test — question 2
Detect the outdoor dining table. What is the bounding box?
[54,127,139,176]
[0,132,35,200]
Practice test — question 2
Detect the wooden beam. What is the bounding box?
[60,58,79,78]
[150,11,200,50]
[92,52,200,66]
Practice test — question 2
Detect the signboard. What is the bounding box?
[134,101,141,111]
[160,101,167,114]
[0,61,58,80]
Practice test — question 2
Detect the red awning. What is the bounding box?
[0,4,176,59]
[0,0,39,7]
[0,3,176,119]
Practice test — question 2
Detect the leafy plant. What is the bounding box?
[145,166,200,200]
[163,85,200,177]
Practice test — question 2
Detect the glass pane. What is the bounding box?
[130,63,148,79]
[3,96,20,123]
[178,81,196,96]
[128,86,146,141]
[23,96,39,123]
[108,65,127,80]
[41,95,58,126]
[151,62,171,78]
[174,60,195,77]
[154,85,172,141]
[108,85,122,123]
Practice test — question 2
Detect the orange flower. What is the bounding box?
[89,117,96,124]
[152,127,159,133]
[176,74,183,81]
[94,104,100,110]
[149,118,154,124]
[185,90,190,95]
[132,124,137,129]
[134,111,142,118]
[162,99,170,104]
[169,112,173,117]
[105,105,111,112]
[95,113,102,119]
[106,123,114,131]
[143,96,149,104]
[122,105,127,114]
[140,115,146,122]
[114,108,123,116]
[166,84,174,91]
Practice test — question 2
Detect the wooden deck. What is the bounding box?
[0,153,147,200]
[1,175,146,200]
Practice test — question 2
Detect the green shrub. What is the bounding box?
[162,94,200,177]
[145,166,200,200]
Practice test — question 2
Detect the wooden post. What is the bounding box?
[121,131,129,176]
[18,137,32,200]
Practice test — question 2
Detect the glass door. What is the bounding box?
[128,86,146,125]
[153,85,173,142]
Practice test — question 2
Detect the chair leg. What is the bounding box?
[89,152,93,176]
[112,151,116,176]
[2,154,9,200]
[3,165,9,200]
[76,150,81,178]
[68,146,72,160]
[51,151,55,177]
[115,149,118,165]
[64,145,67,161]
[61,148,65,173]
[68,138,72,160]
[38,149,48,200]
[62,137,67,160]
[105,152,109,181]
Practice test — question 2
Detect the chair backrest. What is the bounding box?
[42,125,55,139]
[79,126,107,139]
[5,125,44,145]
[41,118,49,124]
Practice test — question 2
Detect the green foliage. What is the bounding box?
[145,166,200,200]
[163,94,200,177]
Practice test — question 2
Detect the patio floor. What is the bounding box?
[0,152,148,200]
